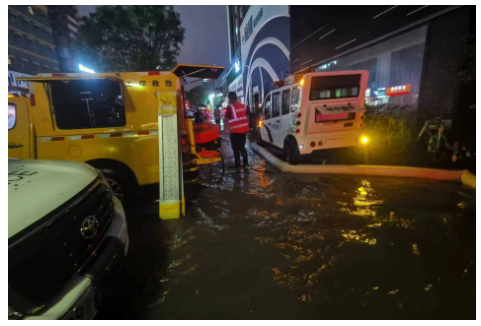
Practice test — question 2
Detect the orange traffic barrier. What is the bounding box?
[250,143,475,188]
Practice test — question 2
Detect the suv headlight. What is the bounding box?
[98,170,113,192]
[8,306,23,320]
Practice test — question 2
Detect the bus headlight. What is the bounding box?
[360,135,369,145]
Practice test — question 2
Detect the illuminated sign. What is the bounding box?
[79,64,95,73]
[242,8,263,45]
[235,61,240,73]
[240,5,289,70]
[386,84,411,96]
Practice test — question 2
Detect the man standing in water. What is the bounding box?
[224,92,250,169]
[214,106,222,130]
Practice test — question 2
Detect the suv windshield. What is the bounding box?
[309,74,361,100]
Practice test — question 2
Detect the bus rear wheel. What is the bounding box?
[284,138,301,165]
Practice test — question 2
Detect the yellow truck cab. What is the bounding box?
[8,69,205,201]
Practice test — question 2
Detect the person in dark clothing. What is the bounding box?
[193,108,205,123]
[214,106,222,129]
[224,92,250,169]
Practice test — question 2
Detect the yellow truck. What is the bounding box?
[8,65,224,202]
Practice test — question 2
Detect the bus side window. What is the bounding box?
[264,94,271,119]
[272,92,280,118]
[282,89,290,115]
[291,87,300,112]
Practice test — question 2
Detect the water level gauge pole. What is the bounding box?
[156,89,185,219]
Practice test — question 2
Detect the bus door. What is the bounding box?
[270,91,282,147]
[261,94,274,145]
[279,88,292,148]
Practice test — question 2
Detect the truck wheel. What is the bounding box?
[284,138,301,165]
[100,168,137,204]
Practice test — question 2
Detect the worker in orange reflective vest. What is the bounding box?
[224,92,251,169]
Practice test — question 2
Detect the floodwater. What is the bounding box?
[98,142,476,319]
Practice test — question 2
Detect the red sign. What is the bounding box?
[387,84,411,96]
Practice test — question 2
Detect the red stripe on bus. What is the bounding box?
[148,71,161,75]
[110,133,122,137]
[138,131,150,136]
[81,135,95,139]
[51,137,64,141]
[52,73,65,77]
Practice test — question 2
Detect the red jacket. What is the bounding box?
[225,102,250,134]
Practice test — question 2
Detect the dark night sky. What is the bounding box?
[77,5,229,86]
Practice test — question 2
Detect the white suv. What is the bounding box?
[8,159,129,319]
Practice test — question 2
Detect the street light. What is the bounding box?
[209,94,214,108]
[79,64,95,73]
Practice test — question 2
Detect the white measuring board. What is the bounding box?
[156,89,184,219]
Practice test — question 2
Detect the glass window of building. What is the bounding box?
[315,26,427,111]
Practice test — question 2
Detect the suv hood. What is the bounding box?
[8,159,99,239]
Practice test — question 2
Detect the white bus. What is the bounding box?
[258,70,369,164]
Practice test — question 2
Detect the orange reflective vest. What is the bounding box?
[227,102,250,134]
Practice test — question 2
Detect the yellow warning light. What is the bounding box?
[258,120,263,127]
[300,79,305,86]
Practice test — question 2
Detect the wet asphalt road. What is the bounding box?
[97,141,476,319]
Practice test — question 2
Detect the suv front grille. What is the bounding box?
[8,179,113,313]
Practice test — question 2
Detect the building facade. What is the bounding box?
[223,5,474,134]
[48,5,79,74]
[223,5,291,111]
[8,5,79,93]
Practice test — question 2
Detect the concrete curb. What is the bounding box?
[249,142,475,188]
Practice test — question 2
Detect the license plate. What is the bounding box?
[63,286,97,320]
[315,109,355,123]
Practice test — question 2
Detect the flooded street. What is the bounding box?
[98,142,476,319]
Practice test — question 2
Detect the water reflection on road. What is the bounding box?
[99,143,476,319]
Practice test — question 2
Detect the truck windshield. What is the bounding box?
[51,79,125,130]
[309,74,361,100]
